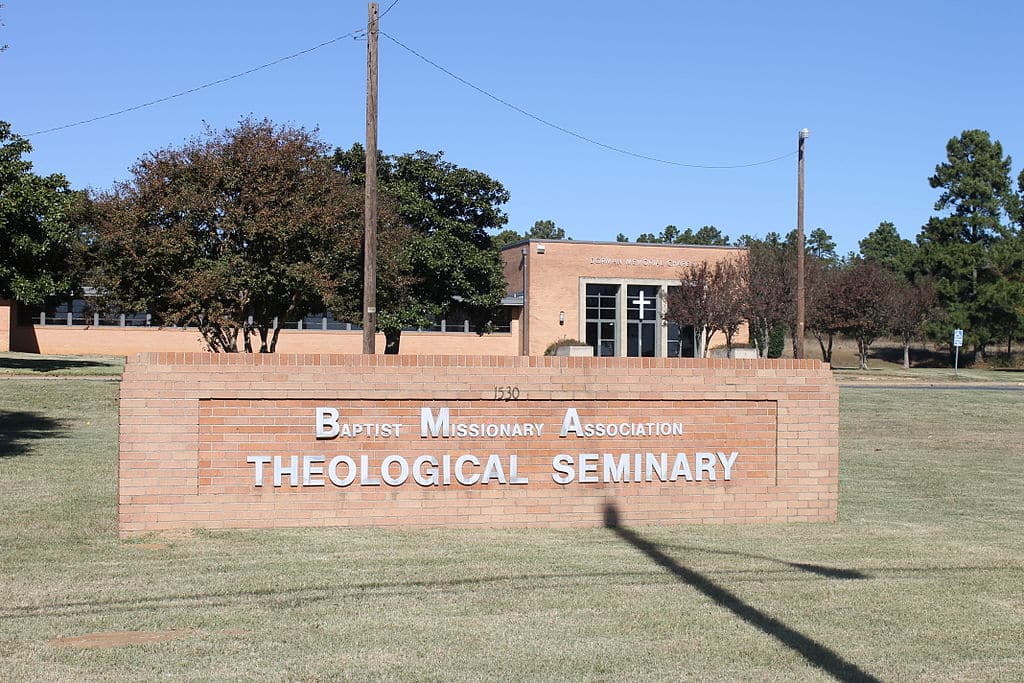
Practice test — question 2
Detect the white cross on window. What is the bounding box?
[631,289,654,318]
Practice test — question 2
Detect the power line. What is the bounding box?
[381,30,796,170]
[379,0,401,19]
[25,29,364,137]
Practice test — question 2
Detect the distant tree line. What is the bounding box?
[634,129,1024,366]
[491,219,570,248]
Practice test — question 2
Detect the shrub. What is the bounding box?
[544,338,586,356]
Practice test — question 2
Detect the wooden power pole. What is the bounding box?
[362,2,379,354]
[795,128,809,360]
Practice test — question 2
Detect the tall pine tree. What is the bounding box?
[917,130,1016,362]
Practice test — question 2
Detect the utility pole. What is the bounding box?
[362,2,379,354]
[795,128,809,360]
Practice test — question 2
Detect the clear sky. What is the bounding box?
[4,1,1023,255]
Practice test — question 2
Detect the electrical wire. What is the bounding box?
[381,30,796,170]
[27,2,403,137]
[25,29,364,137]
[23,0,794,172]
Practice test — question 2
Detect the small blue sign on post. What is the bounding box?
[953,329,964,375]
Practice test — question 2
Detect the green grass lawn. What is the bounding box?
[1,376,1022,681]
[0,352,125,377]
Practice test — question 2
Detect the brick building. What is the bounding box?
[2,239,744,357]
[502,239,745,357]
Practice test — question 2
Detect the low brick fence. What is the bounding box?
[119,353,838,535]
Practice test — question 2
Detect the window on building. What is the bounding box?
[626,285,658,357]
[585,283,618,357]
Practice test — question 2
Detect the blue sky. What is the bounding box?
[4,1,1023,255]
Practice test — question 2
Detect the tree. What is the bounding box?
[859,221,915,275]
[917,129,1017,363]
[94,118,384,353]
[0,122,81,305]
[889,277,939,369]
[491,229,523,249]
[712,259,747,349]
[741,235,793,358]
[833,261,899,370]
[615,233,629,242]
[981,234,1024,354]
[666,258,745,357]
[335,144,509,353]
[525,219,568,240]
[685,225,730,246]
[491,219,571,249]
[807,228,838,263]
[628,224,730,245]
[805,256,843,363]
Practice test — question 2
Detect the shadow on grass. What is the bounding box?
[603,504,880,683]
[657,542,870,580]
[867,345,951,368]
[0,410,68,458]
[0,357,111,373]
[0,569,657,619]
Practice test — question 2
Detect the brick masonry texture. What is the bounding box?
[119,353,839,534]
[0,300,11,352]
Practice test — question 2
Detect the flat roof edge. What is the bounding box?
[498,239,747,252]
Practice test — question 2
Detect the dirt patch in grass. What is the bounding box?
[47,629,191,649]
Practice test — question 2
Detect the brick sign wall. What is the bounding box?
[119,354,838,535]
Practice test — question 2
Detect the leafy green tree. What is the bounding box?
[493,220,571,249]
[1013,169,1024,227]
[683,225,730,246]
[629,224,730,245]
[335,144,509,353]
[0,122,81,305]
[525,219,568,240]
[94,118,384,353]
[859,221,915,275]
[807,228,838,263]
[917,129,1017,362]
[615,233,629,242]
[982,234,1024,353]
[491,229,523,249]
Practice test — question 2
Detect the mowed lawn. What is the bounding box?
[0,377,1022,681]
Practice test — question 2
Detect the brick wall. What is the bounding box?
[503,241,747,355]
[0,300,11,352]
[12,325,518,356]
[119,354,838,535]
